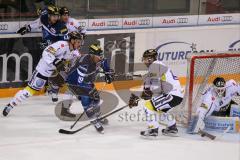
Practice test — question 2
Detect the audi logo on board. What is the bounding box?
[78,21,87,27]
[0,24,8,31]
[138,19,151,25]
[222,16,233,22]
[107,21,119,26]
[177,18,188,24]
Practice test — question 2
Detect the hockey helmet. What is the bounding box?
[59,7,69,16]
[142,49,157,66]
[89,44,103,57]
[47,5,59,15]
[68,31,83,40]
[213,77,226,97]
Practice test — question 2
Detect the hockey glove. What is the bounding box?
[53,58,66,72]
[129,94,140,108]
[89,88,100,101]
[17,25,31,35]
[48,73,65,87]
[141,88,153,100]
[105,69,115,84]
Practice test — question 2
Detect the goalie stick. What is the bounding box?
[199,125,231,140]
[198,129,216,140]
[59,104,129,134]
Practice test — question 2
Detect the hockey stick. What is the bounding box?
[70,112,85,129]
[59,104,129,134]
[69,83,107,129]
[198,129,216,140]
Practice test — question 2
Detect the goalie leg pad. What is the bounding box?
[187,115,205,134]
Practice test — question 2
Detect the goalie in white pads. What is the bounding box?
[129,49,183,137]
[2,31,83,117]
[189,77,240,133]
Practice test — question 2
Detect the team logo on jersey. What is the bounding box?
[50,28,56,33]
[46,46,57,54]
[35,79,45,88]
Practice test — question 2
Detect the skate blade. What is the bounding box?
[140,135,158,140]
[162,132,179,137]
[98,130,104,134]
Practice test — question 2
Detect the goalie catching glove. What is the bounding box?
[129,94,140,108]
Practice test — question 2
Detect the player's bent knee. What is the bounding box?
[25,86,37,96]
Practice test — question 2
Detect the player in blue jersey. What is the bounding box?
[17,5,69,99]
[45,6,88,102]
[65,44,114,133]
[17,5,68,49]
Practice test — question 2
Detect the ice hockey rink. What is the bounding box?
[0,90,239,160]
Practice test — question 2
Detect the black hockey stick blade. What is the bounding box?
[198,129,216,140]
[59,104,129,135]
[59,129,74,134]
[59,123,92,134]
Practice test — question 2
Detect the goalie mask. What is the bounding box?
[213,77,226,97]
[142,49,157,67]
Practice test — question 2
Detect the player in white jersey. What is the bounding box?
[129,49,183,137]
[47,6,87,102]
[2,32,83,117]
[190,77,240,133]
[59,7,86,37]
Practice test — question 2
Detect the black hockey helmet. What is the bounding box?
[89,44,103,57]
[68,31,83,40]
[213,77,226,97]
[213,77,226,88]
[47,5,59,15]
[143,49,157,59]
[59,7,69,16]
[142,49,157,66]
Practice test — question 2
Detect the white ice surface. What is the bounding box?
[0,91,239,160]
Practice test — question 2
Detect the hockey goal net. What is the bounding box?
[174,52,240,126]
